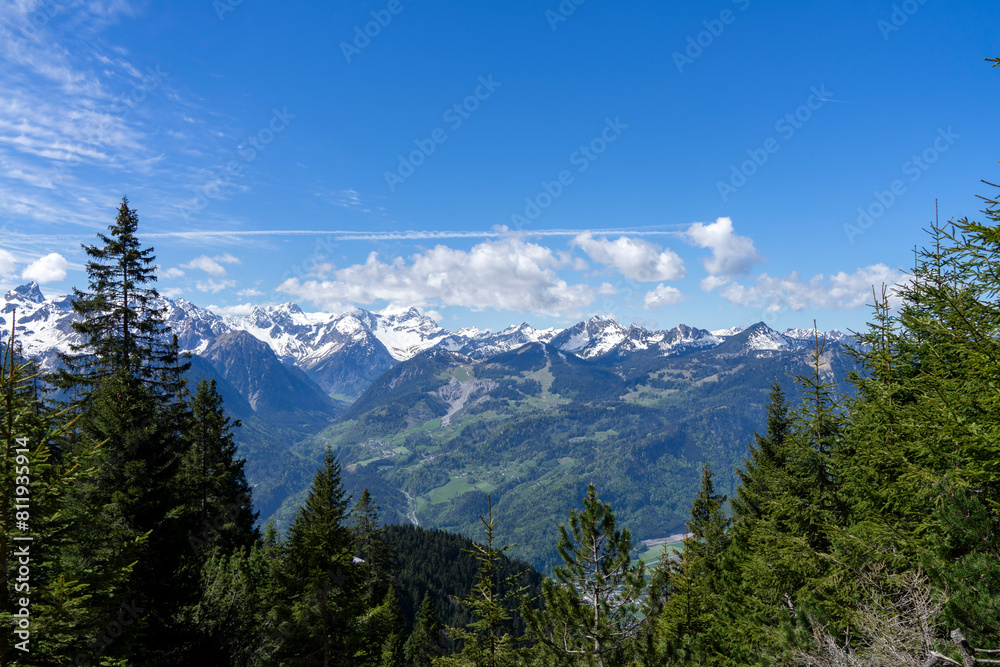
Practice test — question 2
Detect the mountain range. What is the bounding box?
[1,281,849,388]
[1,282,857,570]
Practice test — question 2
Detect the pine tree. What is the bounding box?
[524,484,645,667]
[59,196,188,398]
[182,378,258,557]
[405,593,444,667]
[653,465,731,665]
[278,448,360,666]
[437,496,528,667]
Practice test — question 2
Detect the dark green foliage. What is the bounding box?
[0,335,133,664]
[383,524,544,637]
[650,465,731,664]
[405,593,445,667]
[59,197,188,398]
[350,490,394,580]
[524,484,646,667]
[182,378,259,557]
[438,496,530,667]
[276,447,362,665]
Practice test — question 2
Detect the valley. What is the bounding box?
[1,281,855,572]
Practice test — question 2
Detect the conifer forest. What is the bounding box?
[1,7,999,666]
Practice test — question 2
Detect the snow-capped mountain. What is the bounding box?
[549,316,630,358]
[438,322,559,358]
[1,283,854,396]
[0,282,82,368]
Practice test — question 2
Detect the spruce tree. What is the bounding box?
[56,198,196,663]
[59,196,188,397]
[437,496,528,667]
[653,465,731,665]
[0,326,131,665]
[404,593,444,667]
[349,489,396,607]
[182,377,258,557]
[524,484,645,667]
[278,448,360,665]
[731,382,790,528]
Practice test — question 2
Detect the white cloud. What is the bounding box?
[597,282,617,296]
[572,232,685,282]
[700,275,731,292]
[685,217,764,282]
[644,284,684,309]
[717,264,904,312]
[159,286,186,299]
[21,252,67,283]
[237,287,263,297]
[207,303,258,317]
[308,262,334,279]
[196,278,236,293]
[161,267,185,279]
[278,237,594,316]
[0,248,16,275]
[182,253,240,277]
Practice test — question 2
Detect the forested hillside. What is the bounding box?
[2,61,1000,662]
[276,328,856,572]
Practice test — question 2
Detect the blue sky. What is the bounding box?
[1,0,998,333]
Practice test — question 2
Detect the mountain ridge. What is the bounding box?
[1,283,850,396]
